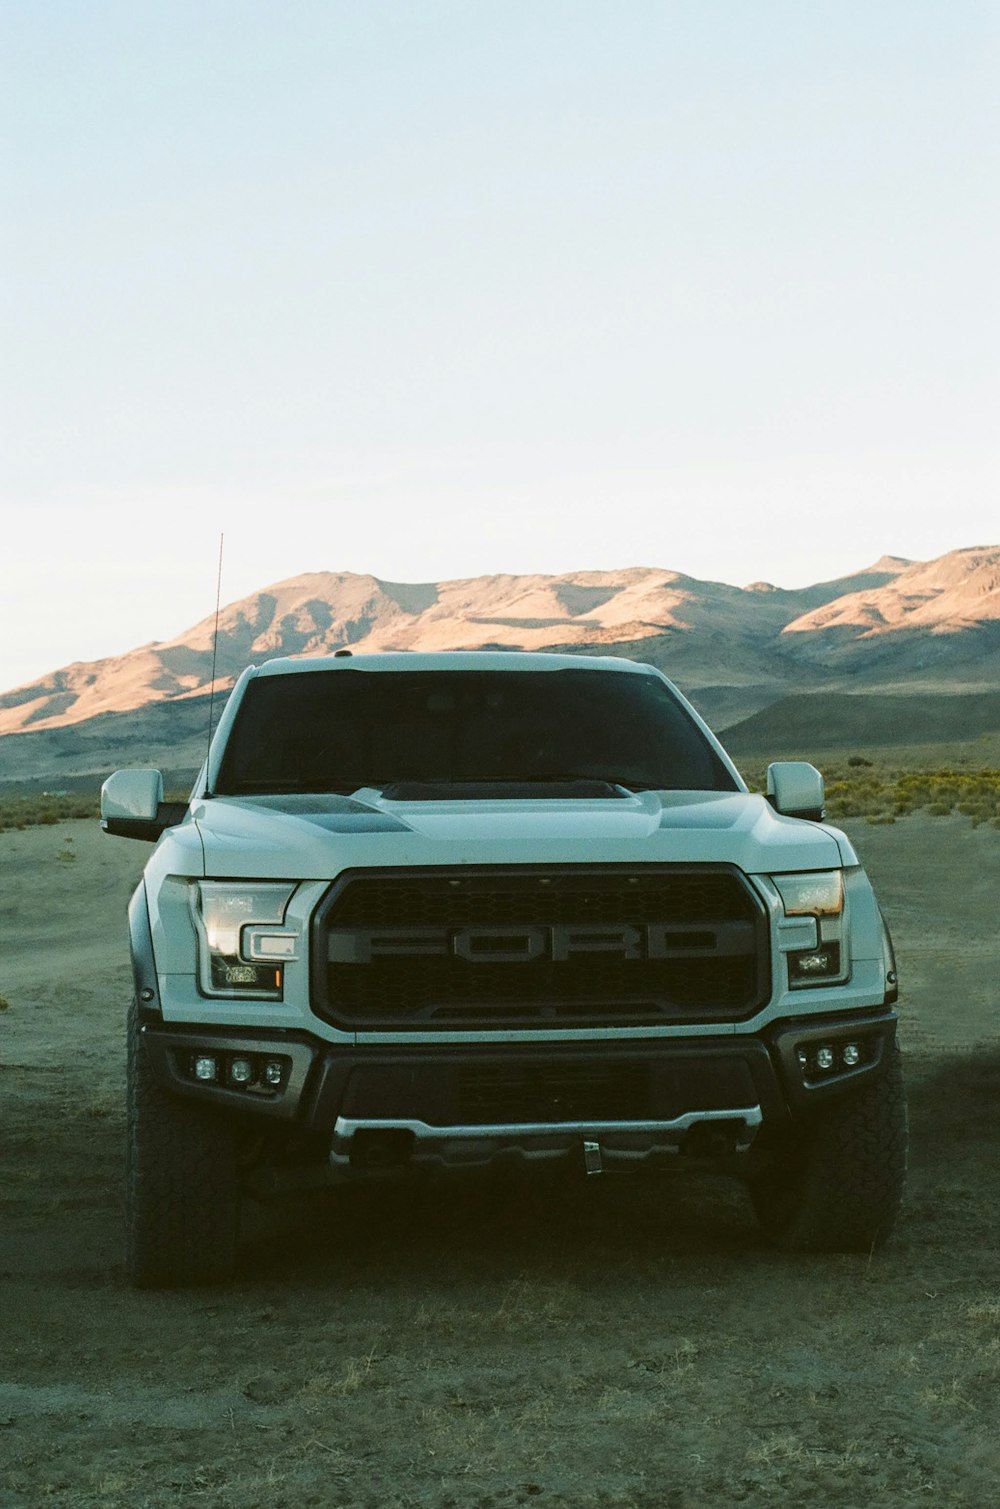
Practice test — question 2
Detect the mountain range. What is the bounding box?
[2,544,999,790]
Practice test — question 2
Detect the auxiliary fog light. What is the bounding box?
[815,1046,835,1072]
[193,1055,218,1082]
[229,1057,254,1086]
[263,1060,283,1086]
[842,1043,861,1067]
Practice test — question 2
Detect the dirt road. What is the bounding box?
[1,817,998,1507]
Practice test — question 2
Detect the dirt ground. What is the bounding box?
[1,815,998,1508]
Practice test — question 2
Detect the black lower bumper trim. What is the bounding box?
[304,1036,787,1136]
[140,1027,318,1120]
[140,1009,898,1136]
[767,1010,899,1113]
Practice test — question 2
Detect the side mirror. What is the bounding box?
[766,761,825,821]
[101,770,187,841]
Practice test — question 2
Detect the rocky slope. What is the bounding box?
[0,558,921,738]
[3,546,1000,787]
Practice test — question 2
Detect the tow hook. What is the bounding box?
[583,1140,603,1175]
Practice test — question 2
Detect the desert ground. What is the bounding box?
[1,813,998,1507]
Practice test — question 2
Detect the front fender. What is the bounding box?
[127,881,162,1021]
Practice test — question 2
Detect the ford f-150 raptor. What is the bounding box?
[101,651,906,1286]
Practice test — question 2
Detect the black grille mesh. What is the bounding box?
[456,1062,651,1123]
[316,868,766,1029]
[329,872,750,927]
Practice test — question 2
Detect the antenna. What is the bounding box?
[204,532,224,794]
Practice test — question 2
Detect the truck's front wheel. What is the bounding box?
[125,1001,241,1287]
[749,1048,908,1252]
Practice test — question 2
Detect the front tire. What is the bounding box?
[125,1001,241,1287]
[749,1047,908,1252]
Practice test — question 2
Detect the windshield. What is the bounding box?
[213,668,739,796]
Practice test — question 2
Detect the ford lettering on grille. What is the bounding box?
[327,922,753,965]
[314,867,770,1028]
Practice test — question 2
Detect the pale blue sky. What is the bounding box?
[2,1,997,690]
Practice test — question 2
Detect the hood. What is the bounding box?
[187,788,854,879]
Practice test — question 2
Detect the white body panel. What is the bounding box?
[142,790,883,1041]
[129,651,887,1046]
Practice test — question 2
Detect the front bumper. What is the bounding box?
[328,1108,763,1174]
[139,1009,899,1171]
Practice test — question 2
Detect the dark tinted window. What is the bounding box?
[215,668,737,795]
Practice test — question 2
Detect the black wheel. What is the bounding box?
[749,1047,908,1252]
[125,1000,241,1287]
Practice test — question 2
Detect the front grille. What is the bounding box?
[313,867,769,1030]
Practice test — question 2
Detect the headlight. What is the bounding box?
[771,870,848,988]
[192,882,298,998]
[772,871,843,917]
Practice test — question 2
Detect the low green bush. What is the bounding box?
[0,794,100,833]
[741,764,1000,828]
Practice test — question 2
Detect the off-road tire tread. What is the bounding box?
[126,1000,241,1287]
[750,1046,908,1252]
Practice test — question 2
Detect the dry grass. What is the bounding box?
[0,793,99,831]
[300,1343,384,1401]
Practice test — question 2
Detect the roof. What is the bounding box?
[251,650,657,677]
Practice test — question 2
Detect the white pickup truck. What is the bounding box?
[102,651,906,1286]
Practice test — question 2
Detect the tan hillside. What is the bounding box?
[0,565,831,738]
[783,545,1000,637]
[0,552,978,751]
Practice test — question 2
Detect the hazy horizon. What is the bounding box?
[4,542,997,701]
